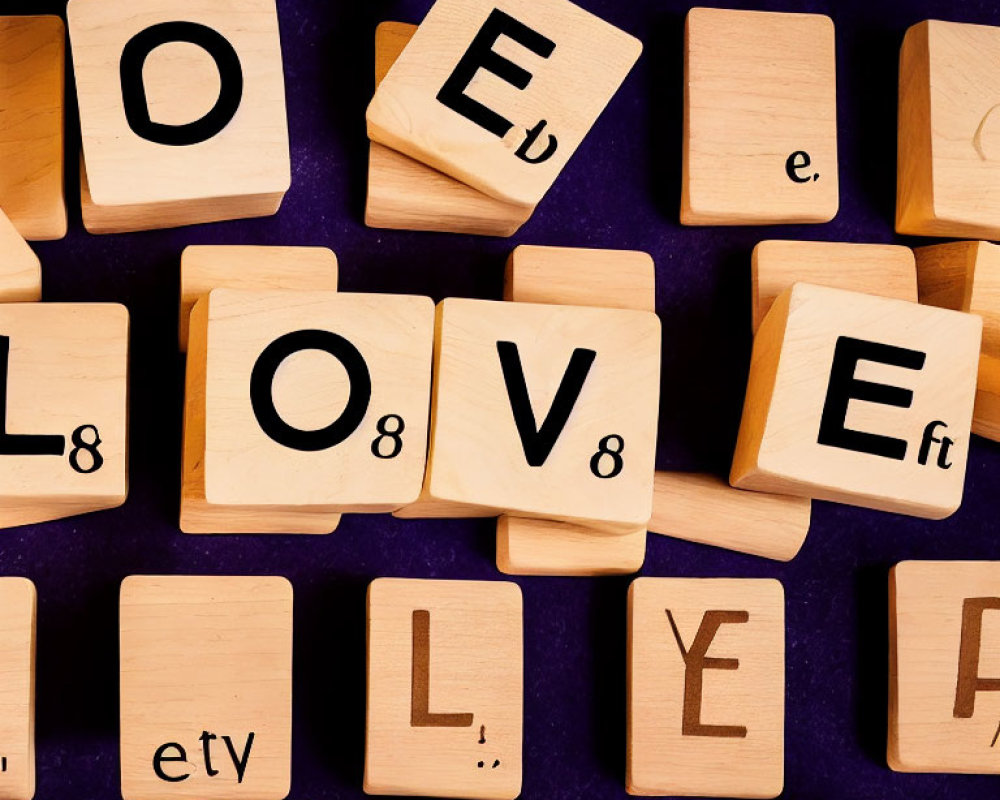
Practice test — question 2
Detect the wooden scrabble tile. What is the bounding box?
[365,578,522,799]
[915,241,1000,441]
[366,23,533,237]
[889,561,1000,773]
[68,0,290,234]
[731,283,981,519]
[682,8,838,226]
[426,298,660,530]
[0,579,36,800]
[497,515,645,575]
[181,289,434,534]
[366,0,642,207]
[898,21,1000,239]
[0,210,41,303]
[628,577,784,798]
[0,16,66,241]
[0,304,128,528]
[752,241,917,335]
[120,575,292,799]
[179,245,338,352]
[648,472,810,562]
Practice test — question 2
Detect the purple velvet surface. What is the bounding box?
[1,0,999,797]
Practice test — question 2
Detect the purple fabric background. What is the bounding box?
[1,0,999,797]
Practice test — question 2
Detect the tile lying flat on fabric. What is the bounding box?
[68,0,290,233]
[0,209,41,303]
[0,579,36,800]
[682,8,838,226]
[365,578,523,799]
[496,515,646,576]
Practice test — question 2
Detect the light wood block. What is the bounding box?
[426,298,660,530]
[0,16,66,241]
[682,8,838,226]
[68,0,290,234]
[366,0,642,207]
[497,515,645,575]
[0,579,36,800]
[649,472,810,562]
[752,241,917,335]
[365,578,522,799]
[915,241,1000,441]
[627,577,784,798]
[0,304,128,528]
[120,575,292,799]
[181,289,434,534]
[366,23,533,237]
[898,21,1000,239]
[731,282,981,519]
[889,561,1000,773]
[0,210,40,303]
[179,245,338,352]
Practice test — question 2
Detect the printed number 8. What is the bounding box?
[590,435,624,479]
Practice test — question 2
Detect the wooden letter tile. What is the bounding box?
[682,8,838,225]
[0,578,35,800]
[181,289,434,533]
[0,304,128,528]
[120,575,292,799]
[365,578,522,799]
[731,283,981,519]
[366,0,642,207]
[68,0,290,233]
[889,561,1000,773]
[497,516,645,575]
[0,210,41,303]
[628,577,784,798]
[366,23,533,237]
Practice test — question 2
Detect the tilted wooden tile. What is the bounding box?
[365,578,522,799]
[0,304,128,528]
[898,21,1000,239]
[731,283,981,519]
[181,289,434,533]
[628,577,784,798]
[120,576,292,799]
[366,22,533,238]
[68,0,290,234]
[366,0,642,207]
[0,210,41,303]
[752,240,917,335]
[497,515,645,576]
[889,561,1000,773]
[682,8,838,226]
[178,245,338,352]
[648,472,810,562]
[0,16,66,241]
[0,579,36,800]
[426,298,660,530]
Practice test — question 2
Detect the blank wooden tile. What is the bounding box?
[181,289,434,534]
[497,516,645,575]
[0,578,36,800]
[889,561,1000,773]
[731,283,981,519]
[365,578,522,799]
[752,241,917,334]
[0,210,40,303]
[898,21,1000,239]
[68,0,290,233]
[682,8,838,226]
[120,576,292,799]
[628,577,784,798]
[179,245,338,352]
[367,0,642,207]
[648,472,810,562]
[0,16,66,241]
[0,304,128,529]
[366,23,533,237]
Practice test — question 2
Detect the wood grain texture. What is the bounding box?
[682,8,838,225]
[0,16,66,241]
[497,516,645,575]
[889,561,1000,773]
[0,209,41,303]
[731,283,981,519]
[120,576,292,800]
[366,0,641,207]
[178,245,338,351]
[0,579,36,800]
[628,577,784,798]
[365,578,522,799]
